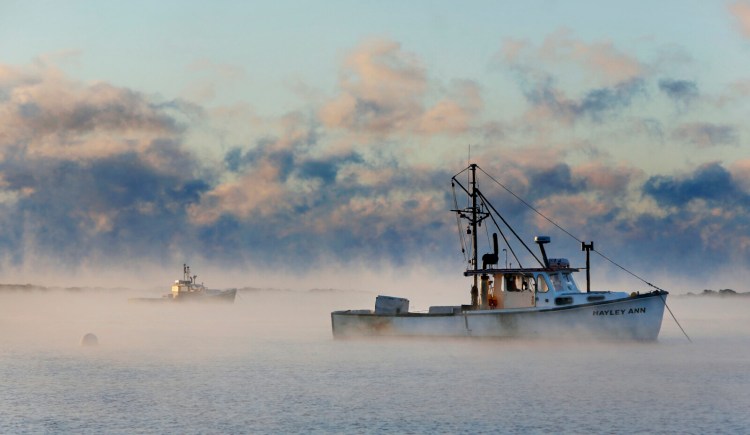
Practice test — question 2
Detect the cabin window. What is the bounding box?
[523,275,536,292]
[536,275,550,293]
[555,297,573,306]
[562,273,578,291]
[505,275,522,292]
[549,273,562,291]
[587,295,605,302]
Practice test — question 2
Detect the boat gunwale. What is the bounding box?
[331,290,667,318]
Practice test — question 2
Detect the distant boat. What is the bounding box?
[165,264,237,302]
[331,163,668,340]
[131,264,236,303]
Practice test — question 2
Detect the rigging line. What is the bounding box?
[481,196,523,268]
[477,166,692,342]
[451,166,470,181]
[477,189,543,267]
[450,169,473,212]
[451,183,468,261]
[478,167,584,244]
[479,166,661,285]
[483,203,492,246]
[591,249,660,290]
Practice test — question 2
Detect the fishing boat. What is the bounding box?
[331,164,669,340]
[165,264,237,302]
[131,264,237,303]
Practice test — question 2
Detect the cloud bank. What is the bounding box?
[1,30,749,290]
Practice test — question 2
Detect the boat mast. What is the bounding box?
[470,164,479,307]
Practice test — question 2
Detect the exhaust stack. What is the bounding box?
[482,233,499,269]
[534,236,550,268]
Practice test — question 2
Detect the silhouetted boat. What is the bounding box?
[331,163,668,340]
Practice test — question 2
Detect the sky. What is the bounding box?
[0,0,749,291]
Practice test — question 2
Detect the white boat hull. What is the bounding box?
[332,291,667,341]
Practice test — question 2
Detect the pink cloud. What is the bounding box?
[319,39,481,136]
[573,162,643,194]
[715,79,750,108]
[544,29,642,83]
[500,29,643,86]
[500,38,529,64]
[729,1,750,38]
[0,63,181,154]
[533,194,615,230]
[319,39,425,132]
[729,159,750,193]
[418,80,483,134]
[187,161,287,225]
[187,114,319,224]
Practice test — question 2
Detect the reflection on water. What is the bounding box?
[1,289,749,433]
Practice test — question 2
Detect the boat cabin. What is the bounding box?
[464,257,616,310]
[170,264,206,298]
[171,279,204,297]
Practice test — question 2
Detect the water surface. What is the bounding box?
[1,289,748,433]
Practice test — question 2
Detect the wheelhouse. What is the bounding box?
[465,259,631,310]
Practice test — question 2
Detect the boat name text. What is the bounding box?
[592,307,646,316]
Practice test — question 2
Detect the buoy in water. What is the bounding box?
[80,333,98,347]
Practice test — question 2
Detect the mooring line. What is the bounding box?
[658,293,692,343]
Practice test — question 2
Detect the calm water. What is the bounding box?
[1,289,749,434]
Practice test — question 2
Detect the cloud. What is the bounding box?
[188,156,454,266]
[0,62,193,162]
[643,162,748,207]
[418,80,483,134]
[658,78,699,108]
[1,58,471,271]
[499,29,644,86]
[729,1,750,38]
[483,161,750,277]
[520,76,645,124]
[671,122,739,148]
[1,40,749,285]
[0,152,209,266]
[319,39,426,133]
[634,118,665,143]
[497,31,648,125]
[728,159,750,193]
[716,79,750,107]
[541,29,643,83]
[183,59,248,103]
[0,61,212,269]
[635,163,750,264]
[319,39,481,135]
[180,98,471,267]
[457,154,750,278]
[573,162,642,194]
